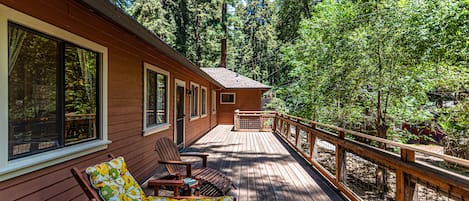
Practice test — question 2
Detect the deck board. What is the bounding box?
[182,125,344,201]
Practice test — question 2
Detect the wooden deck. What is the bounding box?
[180,125,344,201]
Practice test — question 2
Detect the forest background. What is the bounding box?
[111,0,468,159]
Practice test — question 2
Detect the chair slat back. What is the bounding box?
[71,167,101,200]
[71,154,114,201]
[155,137,184,174]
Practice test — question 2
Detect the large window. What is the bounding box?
[0,5,108,181]
[220,92,236,104]
[8,23,99,159]
[212,90,216,113]
[190,82,199,119]
[144,63,169,134]
[201,86,207,117]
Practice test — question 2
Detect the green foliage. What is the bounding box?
[280,0,469,140]
[264,97,287,113]
[119,0,468,148]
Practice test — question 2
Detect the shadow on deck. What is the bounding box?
[146,125,345,201]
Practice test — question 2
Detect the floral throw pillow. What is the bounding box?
[85,156,146,201]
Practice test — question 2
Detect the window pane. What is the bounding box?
[146,70,157,127]
[8,24,60,159]
[221,93,235,103]
[191,85,199,117]
[201,89,206,115]
[64,44,98,145]
[212,91,216,112]
[146,70,167,128]
[156,73,167,124]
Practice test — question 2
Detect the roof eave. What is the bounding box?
[75,0,224,88]
[224,87,272,90]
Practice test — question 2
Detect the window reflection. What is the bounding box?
[8,23,100,159]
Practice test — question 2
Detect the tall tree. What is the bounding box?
[128,0,177,46]
[276,0,318,42]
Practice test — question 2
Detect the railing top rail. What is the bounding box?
[237,111,469,168]
[235,110,277,114]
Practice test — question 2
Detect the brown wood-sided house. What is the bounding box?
[0,1,269,200]
[201,68,271,124]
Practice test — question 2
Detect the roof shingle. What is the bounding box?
[201,68,271,89]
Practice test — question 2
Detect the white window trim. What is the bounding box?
[220,92,236,104]
[190,82,200,120]
[143,63,171,136]
[0,4,109,181]
[212,90,217,114]
[200,86,208,118]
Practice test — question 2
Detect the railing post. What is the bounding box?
[294,119,300,146]
[309,122,317,160]
[396,148,417,201]
[234,110,240,131]
[336,130,346,184]
[260,112,264,130]
[273,112,278,132]
[281,115,285,135]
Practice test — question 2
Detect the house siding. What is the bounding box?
[0,0,219,200]
[218,89,264,124]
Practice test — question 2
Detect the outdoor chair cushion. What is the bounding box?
[86,156,146,201]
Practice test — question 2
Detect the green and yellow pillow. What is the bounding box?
[85,156,234,201]
[86,156,145,201]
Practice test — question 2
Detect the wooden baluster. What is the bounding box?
[396,148,417,201]
[336,130,346,185]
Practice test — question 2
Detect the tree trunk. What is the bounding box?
[375,3,388,197]
[195,14,201,66]
[218,1,227,68]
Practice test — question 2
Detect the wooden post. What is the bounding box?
[260,114,264,131]
[281,115,285,134]
[272,113,278,132]
[309,131,316,160]
[396,148,417,201]
[295,119,300,146]
[278,115,283,134]
[234,110,240,131]
[310,122,317,160]
[336,130,347,184]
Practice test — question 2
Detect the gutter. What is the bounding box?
[75,0,224,88]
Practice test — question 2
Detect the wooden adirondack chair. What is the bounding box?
[70,153,235,201]
[155,137,233,197]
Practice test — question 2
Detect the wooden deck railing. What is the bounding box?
[234,111,469,201]
[233,110,276,131]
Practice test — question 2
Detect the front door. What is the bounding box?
[175,79,185,148]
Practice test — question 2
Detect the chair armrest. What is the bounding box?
[180,153,209,167]
[148,179,184,186]
[158,160,193,176]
